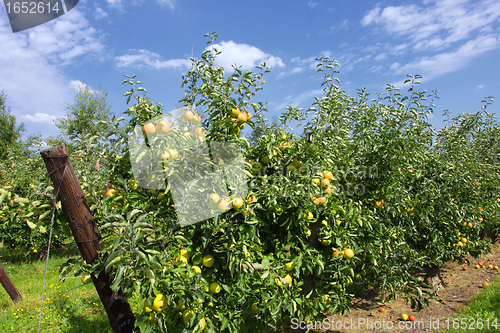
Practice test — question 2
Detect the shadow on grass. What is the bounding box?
[46,292,113,333]
[0,244,80,265]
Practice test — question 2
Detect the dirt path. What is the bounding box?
[274,239,500,333]
[315,239,500,333]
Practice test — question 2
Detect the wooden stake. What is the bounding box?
[0,264,22,302]
[41,145,138,333]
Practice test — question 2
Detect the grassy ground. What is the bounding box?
[439,278,500,333]
[0,248,147,333]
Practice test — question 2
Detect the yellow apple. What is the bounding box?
[183,110,194,121]
[191,114,201,123]
[209,193,220,204]
[156,120,170,134]
[217,199,231,212]
[142,122,156,135]
[202,255,215,267]
[176,256,188,266]
[237,112,248,122]
[183,309,194,321]
[343,248,355,259]
[198,318,206,330]
[209,282,221,294]
[152,294,167,312]
[232,198,244,209]
[180,248,190,259]
[229,107,241,118]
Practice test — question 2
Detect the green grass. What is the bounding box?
[0,249,147,333]
[439,276,500,333]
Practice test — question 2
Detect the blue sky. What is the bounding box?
[1,0,499,141]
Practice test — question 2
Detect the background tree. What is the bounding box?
[54,82,114,144]
[0,91,25,159]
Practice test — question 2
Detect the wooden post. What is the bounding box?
[0,264,22,302]
[40,145,139,333]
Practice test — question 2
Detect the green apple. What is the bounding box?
[209,282,221,294]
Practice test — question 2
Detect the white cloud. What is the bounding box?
[392,34,500,80]
[361,0,500,81]
[326,19,350,33]
[308,1,318,9]
[106,0,175,12]
[95,7,109,19]
[26,9,105,65]
[271,88,324,111]
[389,62,401,70]
[70,80,97,94]
[362,0,500,51]
[370,65,384,73]
[20,112,57,124]
[340,19,350,30]
[0,5,106,137]
[276,72,287,80]
[106,0,122,6]
[476,84,486,89]
[115,49,191,70]
[210,41,285,71]
[290,67,305,74]
[276,66,306,80]
[157,0,176,10]
[361,7,381,26]
[291,56,316,67]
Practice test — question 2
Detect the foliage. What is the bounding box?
[0,84,118,252]
[0,91,25,159]
[246,115,281,145]
[54,82,114,144]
